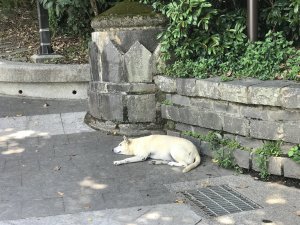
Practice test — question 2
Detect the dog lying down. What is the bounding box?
[112,135,201,173]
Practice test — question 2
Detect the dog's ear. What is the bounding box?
[123,136,131,144]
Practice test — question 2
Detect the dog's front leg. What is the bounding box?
[113,156,147,166]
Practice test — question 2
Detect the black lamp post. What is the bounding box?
[36,0,54,54]
[247,0,258,41]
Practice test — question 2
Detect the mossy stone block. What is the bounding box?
[92,1,166,30]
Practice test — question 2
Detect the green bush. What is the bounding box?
[288,145,300,163]
[39,0,117,37]
[142,0,300,81]
[255,141,282,180]
[0,0,32,9]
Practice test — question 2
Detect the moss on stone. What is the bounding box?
[99,1,155,18]
[92,0,166,30]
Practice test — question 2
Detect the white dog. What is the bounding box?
[112,135,201,173]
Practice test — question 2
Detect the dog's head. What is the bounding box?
[112,136,133,155]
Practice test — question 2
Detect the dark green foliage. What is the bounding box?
[39,0,118,37]
[288,145,300,163]
[142,0,300,81]
[0,0,32,9]
[260,0,300,42]
[255,141,282,180]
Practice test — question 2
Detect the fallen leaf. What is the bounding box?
[57,191,64,196]
[16,114,23,117]
[175,199,185,204]
[43,103,49,107]
[201,180,211,188]
[226,70,232,77]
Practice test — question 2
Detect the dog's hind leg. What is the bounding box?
[113,155,147,165]
[149,160,170,165]
[168,161,187,167]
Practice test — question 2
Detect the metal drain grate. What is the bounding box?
[181,185,262,217]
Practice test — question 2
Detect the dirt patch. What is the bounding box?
[0,8,88,64]
[248,170,300,189]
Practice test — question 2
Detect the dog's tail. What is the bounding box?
[182,154,201,173]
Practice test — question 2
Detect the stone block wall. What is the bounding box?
[155,75,300,179]
[155,75,300,144]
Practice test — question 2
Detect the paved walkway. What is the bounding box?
[0,95,299,225]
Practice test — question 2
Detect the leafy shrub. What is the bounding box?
[233,32,300,80]
[39,0,117,37]
[260,0,300,42]
[142,0,300,81]
[0,0,32,9]
[255,141,282,180]
[288,145,300,163]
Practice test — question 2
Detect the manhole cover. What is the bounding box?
[181,185,262,217]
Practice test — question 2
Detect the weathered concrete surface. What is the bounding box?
[196,77,221,99]
[281,84,300,109]
[127,94,156,123]
[0,60,89,83]
[30,54,63,63]
[219,79,261,104]
[0,60,89,99]
[90,82,156,94]
[154,76,176,93]
[248,80,291,106]
[0,82,88,99]
[166,175,300,225]
[249,120,284,141]
[283,158,300,179]
[0,95,299,225]
[233,149,250,169]
[125,41,153,83]
[0,204,203,225]
[176,78,197,96]
[268,157,284,176]
[100,39,125,83]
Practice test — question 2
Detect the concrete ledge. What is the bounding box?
[155,76,300,109]
[0,60,90,99]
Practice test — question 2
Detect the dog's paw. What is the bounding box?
[113,161,121,166]
[149,160,157,165]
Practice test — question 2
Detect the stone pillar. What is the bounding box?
[85,1,166,136]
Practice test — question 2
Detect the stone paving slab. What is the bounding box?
[0,112,94,139]
[0,204,203,225]
[0,129,234,221]
[1,95,299,225]
[166,175,300,225]
[0,96,87,117]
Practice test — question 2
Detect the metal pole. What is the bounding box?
[247,0,258,41]
[36,0,54,54]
